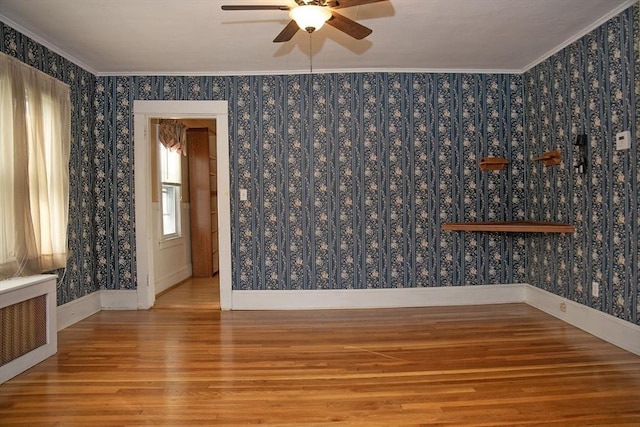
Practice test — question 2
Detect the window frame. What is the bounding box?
[157,133,182,241]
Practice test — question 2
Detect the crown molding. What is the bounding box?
[520,0,637,73]
[0,13,99,76]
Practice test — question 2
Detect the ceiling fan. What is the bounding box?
[221,0,387,43]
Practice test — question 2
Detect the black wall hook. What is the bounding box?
[574,134,587,174]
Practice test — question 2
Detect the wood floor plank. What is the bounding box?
[1,277,639,425]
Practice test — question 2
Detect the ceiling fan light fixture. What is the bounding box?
[289,5,332,33]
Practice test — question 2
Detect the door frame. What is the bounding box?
[133,100,232,310]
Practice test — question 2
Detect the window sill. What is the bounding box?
[158,236,184,249]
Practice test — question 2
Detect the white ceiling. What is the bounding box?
[0,0,635,76]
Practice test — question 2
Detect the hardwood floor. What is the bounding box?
[154,276,220,311]
[1,279,639,425]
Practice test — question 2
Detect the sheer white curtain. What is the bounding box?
[0,52,71,279]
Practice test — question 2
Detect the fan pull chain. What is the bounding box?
[308,33,314,148]
[309,33,313,74]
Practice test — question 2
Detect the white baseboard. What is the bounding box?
[524,285,640,356]
[100,290,138,310]
[231,284,639,356]
[231,284,527,310]
[56,284,639,356]
[57,291,102,331]
[57,290,139,330]
[154,265,192,296]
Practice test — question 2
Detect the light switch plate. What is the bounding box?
[616,130,631,150]
[239,189,248,201]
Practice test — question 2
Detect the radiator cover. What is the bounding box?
[0,275,57,384]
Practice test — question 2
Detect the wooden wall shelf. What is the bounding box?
[534,150,562,166]
[479,157,509,171]
[442,221,575,233]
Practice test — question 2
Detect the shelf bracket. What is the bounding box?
[479,157,509,171]
[534,149,562,166]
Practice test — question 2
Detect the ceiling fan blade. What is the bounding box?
[329,0,387,9]
[326,11,372,40]
[221,5,291,11]
[273,20,300,43]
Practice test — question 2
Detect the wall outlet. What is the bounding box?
[560,302,567,312]
[616,130,631,150]
[592,281,599,298]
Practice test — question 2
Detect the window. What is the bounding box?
[0,52,71,279]
[159,140,182,239]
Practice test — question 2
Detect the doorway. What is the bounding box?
[133,101,232,310]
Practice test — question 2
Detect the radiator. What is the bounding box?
[0,274,57,384]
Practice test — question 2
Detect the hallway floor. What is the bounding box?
[154,275,220,311]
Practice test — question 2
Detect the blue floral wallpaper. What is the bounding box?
[0,5,637,326]
[524,7,639,324]
[93,77,137,292]
[229,73,526,290]
[97,72,526,291]
[1,22,98,305]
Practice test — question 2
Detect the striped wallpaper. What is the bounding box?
[524,8,639,323]
[0,5,637,325]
